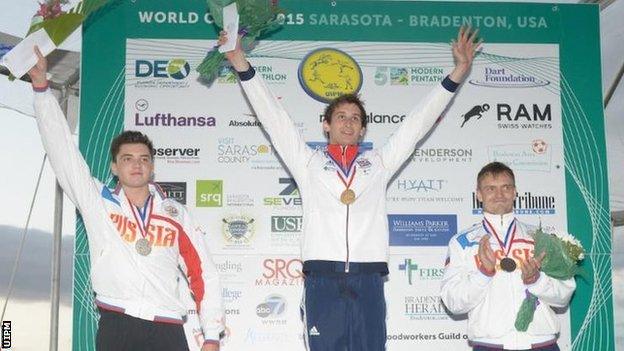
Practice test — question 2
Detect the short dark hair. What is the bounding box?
[477,162,515,188]
[323,94,367,128]
[110,130,155,162]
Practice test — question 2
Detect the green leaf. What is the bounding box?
[206,0,236,28]
[38,13,85,46]
[196,49,226,83]
[514,294,538,332]
[79,0,112,18]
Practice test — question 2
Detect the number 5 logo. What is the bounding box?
[374,66,388,86]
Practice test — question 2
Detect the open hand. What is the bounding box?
[452,26,481,67]
[218,31,249,72]
[448,26,482,83]
[28,46,48,88]
[520,251,546,284]
[477,235,497,274]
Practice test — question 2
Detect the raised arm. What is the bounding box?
[220,33,313,178]
[380,27,481,174]
[29,47,102,216]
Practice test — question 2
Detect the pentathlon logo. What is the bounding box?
[298,48,362,103]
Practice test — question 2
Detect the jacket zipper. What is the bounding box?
[345,204,350,273]
[342,146,350,273]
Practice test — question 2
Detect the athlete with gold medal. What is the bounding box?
[218,27,480,351]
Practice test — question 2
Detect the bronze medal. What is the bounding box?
[500,257,516,272]
[135,238,152,256]
[340,189,356,205]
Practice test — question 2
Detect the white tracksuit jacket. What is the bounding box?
[440,212,576,349]
[34,89,223,341]
[239,70,456,266]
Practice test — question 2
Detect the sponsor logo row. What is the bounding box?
[130,55,553,98]
[153,139,555,174]
[159,179,557,215]
[212,256,472,325]
[156,182,557,251]
[130,99,555,131]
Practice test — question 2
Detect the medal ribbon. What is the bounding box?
[337,167,357,192]
[127,194,154,240]
[327,144,359,178]
[482,217,517,257]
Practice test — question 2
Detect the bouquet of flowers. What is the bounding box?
[514,227,586,331]
[2,0,110,79]
[196,0,284,83]
[29,0,110,45]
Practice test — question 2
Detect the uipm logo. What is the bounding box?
[2,320,11,348]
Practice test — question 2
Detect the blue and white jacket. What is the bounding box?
[441,212,576,349]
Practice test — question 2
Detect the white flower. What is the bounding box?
[549,229,585,260]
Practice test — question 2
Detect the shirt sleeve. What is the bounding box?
[526,273,576,308]
[238,67,314,181]
[440,235,493,314]
[379,77,457,175]
[177,209,224,342]
[33,88,109,248]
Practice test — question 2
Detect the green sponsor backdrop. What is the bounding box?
[78,1,611,350]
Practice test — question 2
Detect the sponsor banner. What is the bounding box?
[221,214,256,250]
[471,191,557,215]
[388,214,457,246]
[263,178,302,209]
[469,65,550,89]
[156,181,187,204]
[196,180,223,207]
[458,102,553,130]
[80,1,607,350]
[387,178,465,205]
[411,147,474,164]
[487,139,556,172]
[270,215,303,248]
[375,66,446,86]
[154,146,202,165]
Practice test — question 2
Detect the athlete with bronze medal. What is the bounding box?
[483,217,518,272]
[475,164,544,282]
[442,162,572,351]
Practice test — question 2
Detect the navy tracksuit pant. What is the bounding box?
[302,261,388,351]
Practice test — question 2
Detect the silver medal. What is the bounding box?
[135,238,152,256]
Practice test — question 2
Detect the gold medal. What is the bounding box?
[135,238,152,256]
[340,189,356,205]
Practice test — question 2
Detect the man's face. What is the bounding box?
[110,143,154,189]
[476,172,517,215]
[323,102,365,146]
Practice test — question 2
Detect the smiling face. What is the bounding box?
[110,143,154,189]
[476,172,517,215]
[323,102,366,146]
